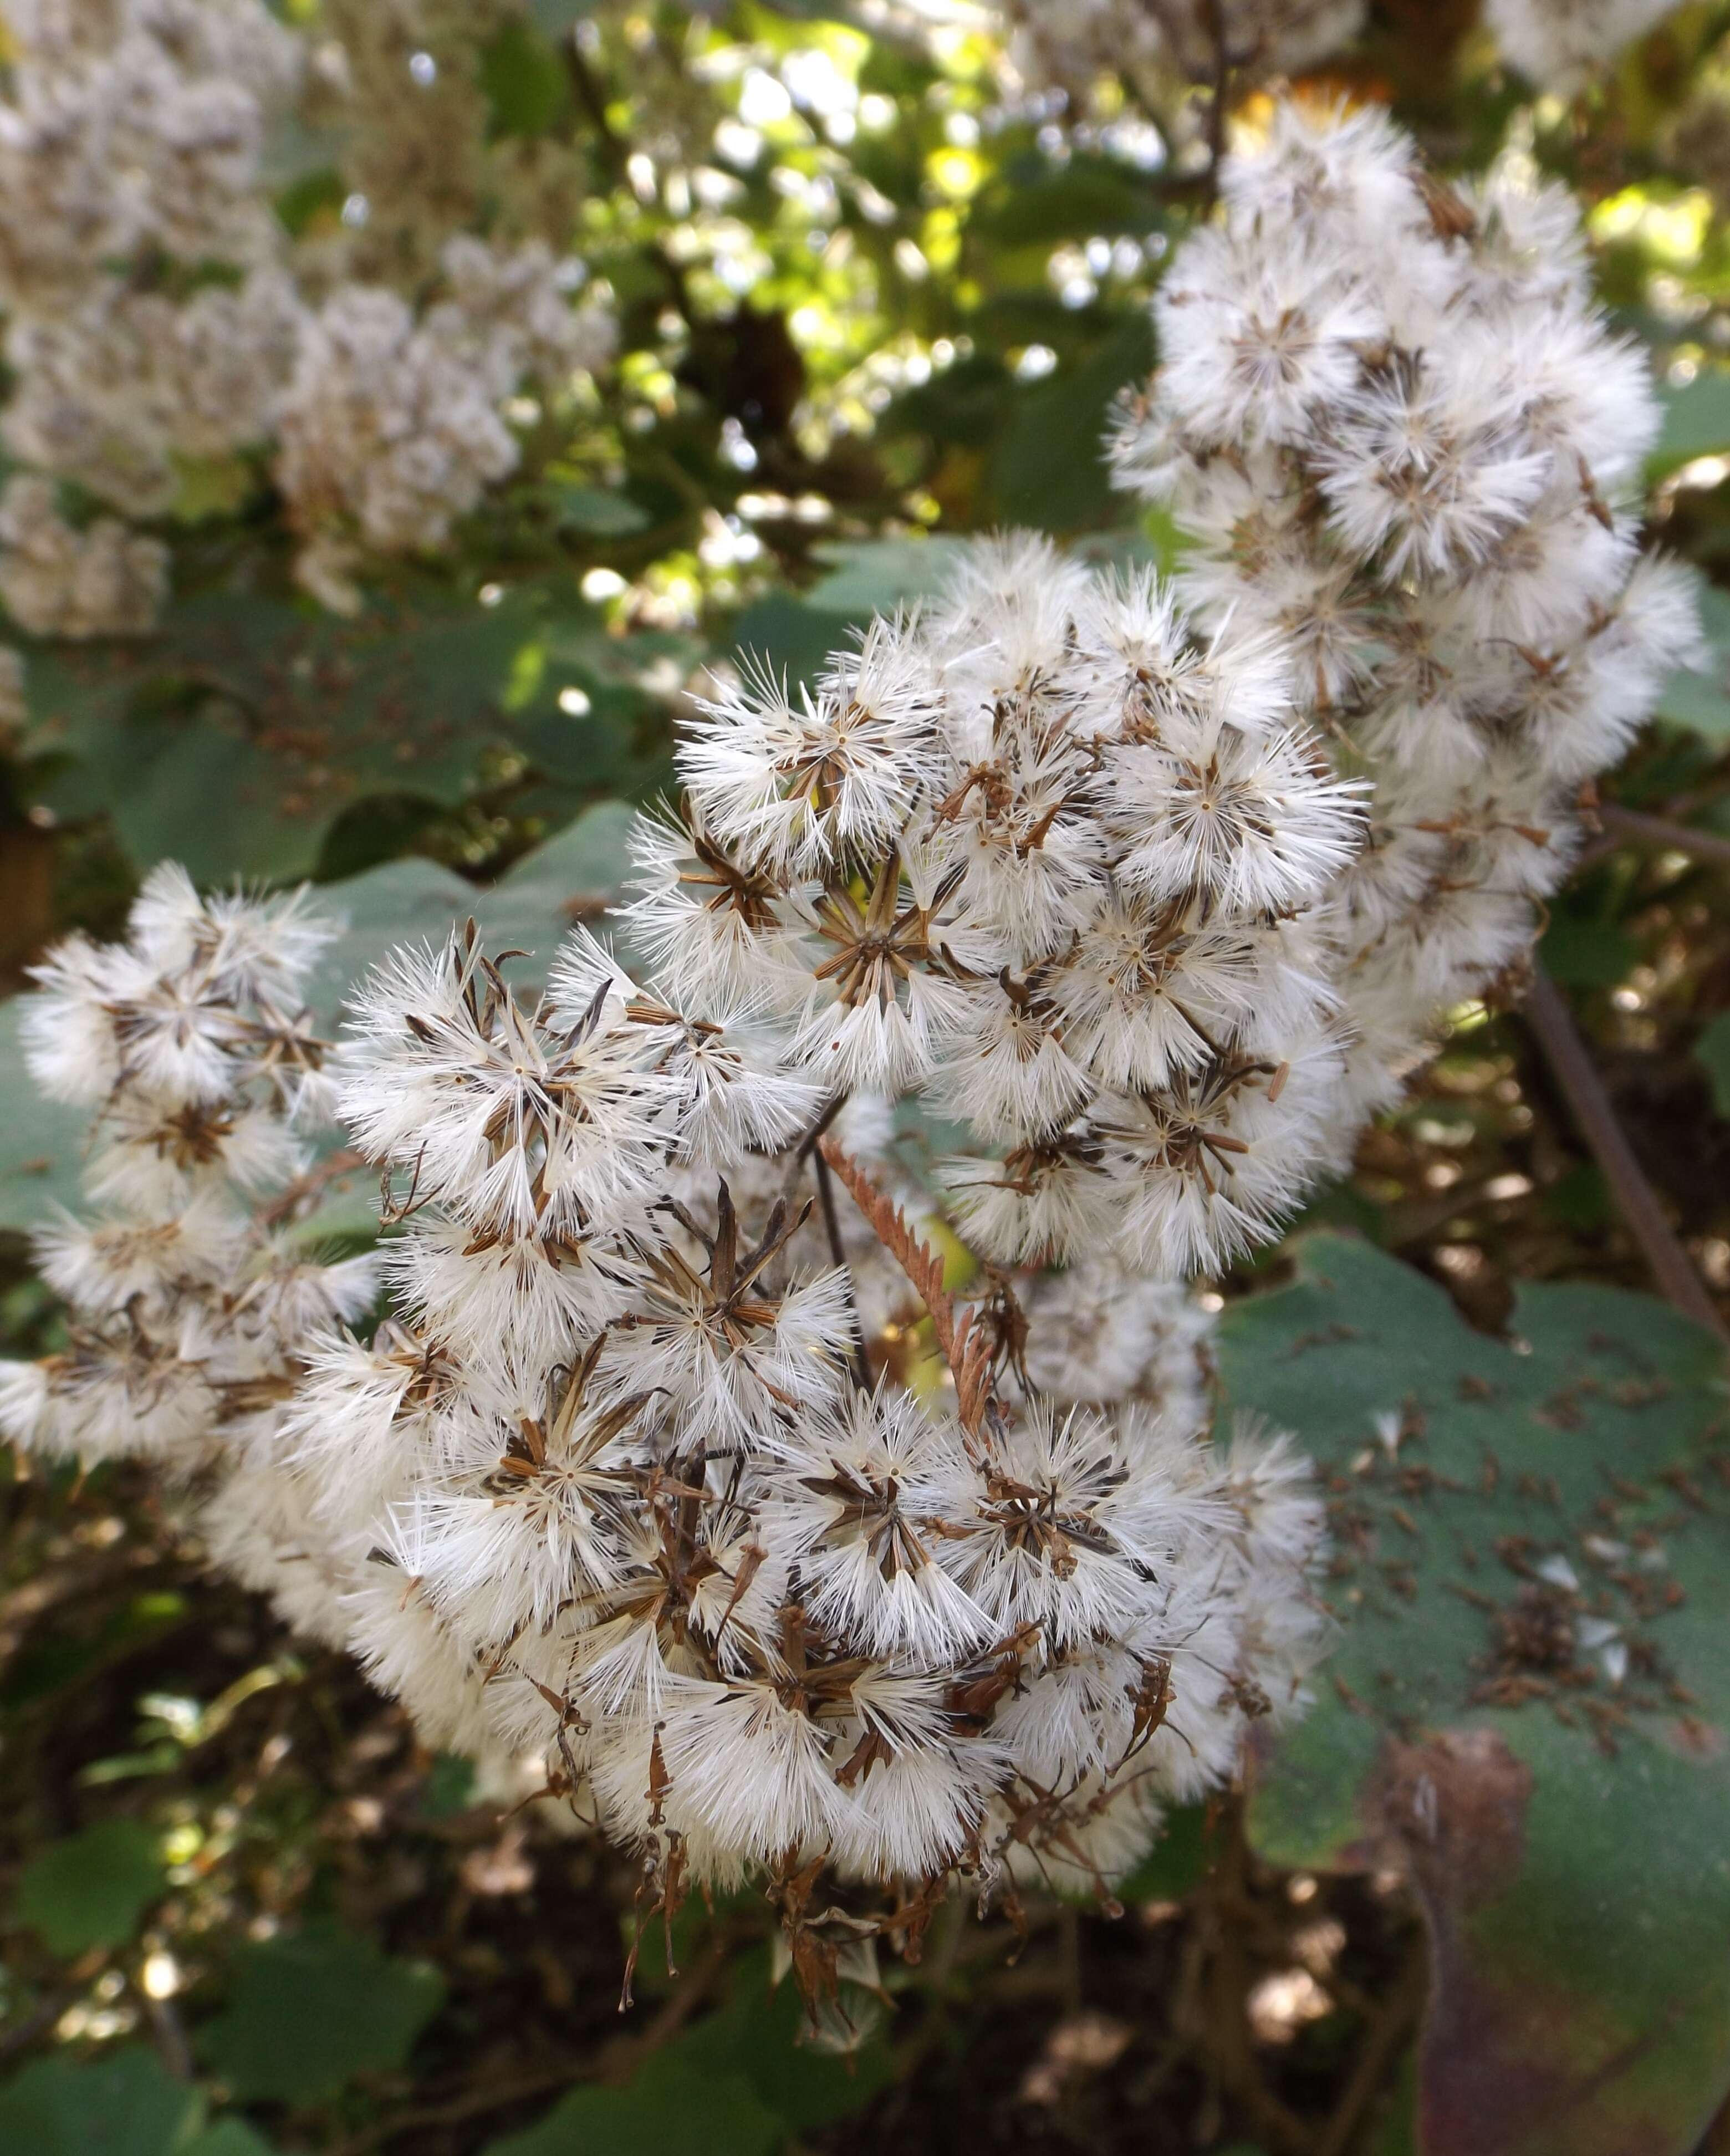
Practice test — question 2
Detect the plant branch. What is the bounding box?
[1595,802,1730,873]
[258,1146,366,1228]
[1523,967,1728,1341]
[1314,1939,1427,2156]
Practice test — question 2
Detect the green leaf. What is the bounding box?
[418,1754,478,1818]
[802,536,971,613]
[0,993,89,1228]
[1696,1012,1730,1116]
[728,591,852,695]
[0,2046,200,2156]
[1654,582,1730,741]
[989,313,1155,533]
[969,154,1171,246]
[1535,912,1639,987]
[273,165,346,238]
[484,1952,888,2156]
[197,1918,445,2103]
[529,0,598,27]
[477,19,569,138]
[1222,1233,1730,2156]
[22,585,539,883]
[181,2124,277,2156]
[483,2053,780,2156]
[1648,369,1730,479]
[552,486,651,537]
[1114,1803,1211,1904]
[15,1817,166,1956]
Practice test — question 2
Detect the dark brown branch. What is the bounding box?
[1314,1940,1427,2156]
[1595,802,1730,874]
[811,1146,877,1395]
[817,1138,995,1434]
[1522,967,1728,1341]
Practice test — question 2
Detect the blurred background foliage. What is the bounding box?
[8,2,1730,2152]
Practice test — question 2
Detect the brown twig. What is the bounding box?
[811,1145,877,1394]
[258,1146,366,1229]
[1314,1940,1428,2156]
[817,1138,995,1434]
[1595,802,1730,873]
[1523,966,1729,1341]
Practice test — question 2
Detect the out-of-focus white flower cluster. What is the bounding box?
[2,658,1330,1974]
[278,238,613,615]
[1485,0,1680,89]
[997,0,1366,142]
[0,0,615,634]
[1109,99,1697,1119]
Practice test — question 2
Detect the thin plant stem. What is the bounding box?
[1523,966,1728,1341]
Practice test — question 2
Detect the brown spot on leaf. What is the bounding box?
[1658,1715,1727,1763]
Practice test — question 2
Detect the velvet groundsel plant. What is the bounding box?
[0,98,1696,2021]
[1,551,1336,2016]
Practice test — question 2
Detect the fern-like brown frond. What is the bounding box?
[816,1137,996,1435]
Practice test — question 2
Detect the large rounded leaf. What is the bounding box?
[1222,1233,1730,2156]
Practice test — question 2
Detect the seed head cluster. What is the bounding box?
[3,614,1332,1972]
[1110,100,1697,1125]
[0,94,1694,1997]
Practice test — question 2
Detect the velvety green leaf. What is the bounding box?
[0,994,88,1229]
[552,486,652,537]
[484,1951,888,2156]
[1222,1233,1730,2156]
[1536,913,1639,987]
[0,2046,200,2156]
[478,19,569,137]
[1695,1012,1730,1116]
[181,2123,277,2156]
[1654,583,1730,741]
[15,1817,166,1955]
[989,314,1155,533]
[21,586,538,882]
[1649,369,1730,478]
[802,535,971,612]
[198,1918,445,2103]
